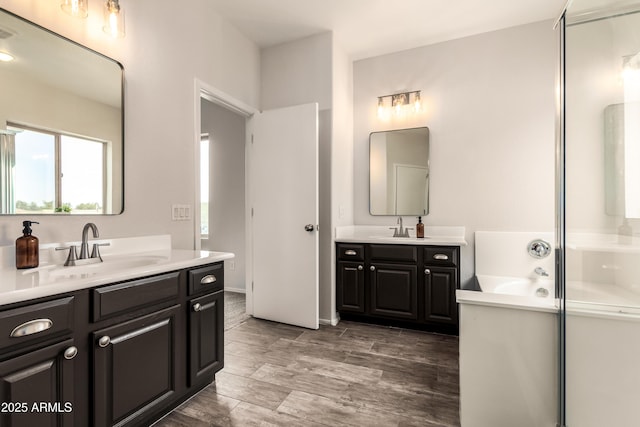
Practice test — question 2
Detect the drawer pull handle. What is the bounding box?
[64,346,78,360]
[433,254,449,261]
[10,318,53,338]
[344,250,357,256]
[201,274,217,285]
[193,303,202,312]
[98,336,111,348]
[358,265,363,271]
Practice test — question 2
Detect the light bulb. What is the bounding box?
[377,98,385,119]
[61,0,88,18]
[414,92,421,112]
[0,52,14,62]
[103,0,125,38]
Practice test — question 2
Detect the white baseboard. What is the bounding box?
[224,287,246,294]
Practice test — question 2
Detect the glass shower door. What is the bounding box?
[563,1,640,425]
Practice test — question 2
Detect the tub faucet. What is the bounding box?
[534,267,549,277]
[79,223,99,259]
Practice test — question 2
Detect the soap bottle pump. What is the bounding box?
[16,220,40,269]
[416,216,424,238]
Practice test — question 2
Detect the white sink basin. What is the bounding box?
[24,255,166,279]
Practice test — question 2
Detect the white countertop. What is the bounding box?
[0,235,234,306]
[334,225,467,246]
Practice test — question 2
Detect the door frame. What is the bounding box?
[193,79,258,315]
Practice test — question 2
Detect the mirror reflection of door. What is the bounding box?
[395,164,428,215]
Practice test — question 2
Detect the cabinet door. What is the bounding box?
[424,266,458,324]
[369,263,418,320]
[0,338,75,427]
[336,261,365,313]
[189,291,223,386]
[93,305,180,427]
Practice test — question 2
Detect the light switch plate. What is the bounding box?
[171,204,191,221]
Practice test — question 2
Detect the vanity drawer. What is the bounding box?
[0,296,74,350]
[92,271,180,322]
[423,247,458,267]
[189,263,224,295]
[369,244,418,263]
[337,244,365,261]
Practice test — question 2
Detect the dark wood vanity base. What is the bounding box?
[336,243,460,335]
[0,262,224,427]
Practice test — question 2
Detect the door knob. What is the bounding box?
[304,224,315,232]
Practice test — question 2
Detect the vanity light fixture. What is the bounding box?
[0,51,14,62]
[377,90,422,119]
[61,0,89,19]
[103,0,125,38]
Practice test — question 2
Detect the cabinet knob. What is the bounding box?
[424,269,431,275]
[98,336,111,348]
[357,265,363,271]
[193,303,202,312]
[370,266,376,271]
[63,346,78,360]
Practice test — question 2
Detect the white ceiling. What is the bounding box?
[209,0,565,60]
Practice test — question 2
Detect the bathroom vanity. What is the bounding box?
[0,235,233,427]
[335,226,466,334]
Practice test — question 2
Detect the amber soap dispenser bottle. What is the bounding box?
[416,216,425,238]
[16,220,40,269]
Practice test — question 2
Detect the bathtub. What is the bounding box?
[457,274,558,313]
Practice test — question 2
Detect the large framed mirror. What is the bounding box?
[369,127,429,216]
[0,8,123,215]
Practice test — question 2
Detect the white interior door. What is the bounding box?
[248,103,319,329]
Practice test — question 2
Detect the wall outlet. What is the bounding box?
[171,204,191,221]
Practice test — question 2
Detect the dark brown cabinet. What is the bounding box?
[0,260,226,427]
[336,243,460,333]
[369,263,418,320]
[336,261,365,313]
[0,338,75,427]
[189,290,224,385]
[92,305,181,427]
[424,267,458,324]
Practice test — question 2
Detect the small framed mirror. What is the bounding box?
[0,8,124,215]
[369,127,429,216]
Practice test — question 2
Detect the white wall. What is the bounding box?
[200,99,245,291]
[353,21,557,288]
[0,0,260,250]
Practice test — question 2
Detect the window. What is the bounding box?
[200,134,210,238]
[9,124,106,214]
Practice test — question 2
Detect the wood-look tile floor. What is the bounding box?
[155,293,460,427]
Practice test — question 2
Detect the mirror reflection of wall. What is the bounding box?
[369,127,429,215]
[0,8,123,215]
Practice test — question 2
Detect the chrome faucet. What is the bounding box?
[390,216,412,238]
[80,223,99,259]
[534,267,549,277]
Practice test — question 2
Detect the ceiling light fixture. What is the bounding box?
[377,90,422,120]
[103,0,125,38]
[60,0,89,19]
